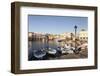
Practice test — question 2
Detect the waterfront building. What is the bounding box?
[79,29,88,41]
[28,32,48,41]
[60,32,75,40]
[28,32,33,37]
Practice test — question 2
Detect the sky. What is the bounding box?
[28,15,88,34]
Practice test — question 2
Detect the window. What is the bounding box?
[83,37,85,39]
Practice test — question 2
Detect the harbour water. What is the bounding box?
[28,40,63,50]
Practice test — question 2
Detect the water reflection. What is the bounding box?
[28,40,60,50]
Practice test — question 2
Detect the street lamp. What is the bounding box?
[74,25,77,51]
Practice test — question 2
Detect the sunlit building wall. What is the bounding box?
[79,30,88,41]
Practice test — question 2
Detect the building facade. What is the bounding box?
[79,30,88,41]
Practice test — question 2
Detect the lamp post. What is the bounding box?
[74,25,77,51]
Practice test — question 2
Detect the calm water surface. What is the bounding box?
[28,40,62,50]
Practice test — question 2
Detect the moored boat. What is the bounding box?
[33,49,47,60]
